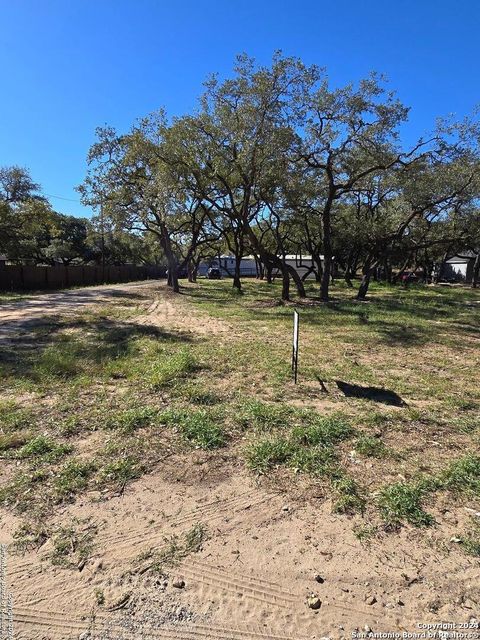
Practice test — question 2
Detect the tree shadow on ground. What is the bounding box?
[0,315,195,380]
[335,380,407,406]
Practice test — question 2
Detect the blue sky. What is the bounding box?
[1,0,478,218]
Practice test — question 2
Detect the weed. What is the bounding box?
[136,523,207,576]
[378,482,434,527]
[49,519,98,568]
[332,475,366,514]
[244,437,294,472]
[353,524,378,543]
[16,435,72,462]
[291,415,354,447]
[354,434,387,458]
[104,406,158,433]
[13,521,50,553]
[148,348,197,389]
[54,459,97,500]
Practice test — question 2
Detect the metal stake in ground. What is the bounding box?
[292,309,299,384]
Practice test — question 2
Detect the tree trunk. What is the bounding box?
[233,254,242,292]
[433,251,449,284]
[286,264,306,297]
[320,207,332,301]
[265,262,273,284]
[356,259,377,300]
[472,253,480,288]
[282,265,290,301]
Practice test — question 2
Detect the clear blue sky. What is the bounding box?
[1,0,478,218]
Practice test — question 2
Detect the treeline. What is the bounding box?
[80,55,480,297]
[0,167,163,267]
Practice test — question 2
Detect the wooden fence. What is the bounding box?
[0,264,166,291]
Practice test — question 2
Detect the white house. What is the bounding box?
[198,254,321,279]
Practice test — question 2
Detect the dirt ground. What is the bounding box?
[1,281,479,639]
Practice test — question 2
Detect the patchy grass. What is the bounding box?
[291,415,354,447]
[245,436,296,473]
[147,348,197,389]
[332,475,366,515]
[103,406,159,433]
[460,518,480,556]
[0,280,479,554]
[99,456,144,487]
[54,459,97,500]
[354,434,388,458]
[49,519,98,568]
[135,523,208,576]
[159,408,225,449]
[440,454,480,496]
[378,482,435,527]
[15,435,72,462]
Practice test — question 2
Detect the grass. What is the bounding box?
[245,436,296,472]
[354,434,388,457]
[15,435,72,462]
[135,523,208,576]
[377,482,435,527]
[0,279,478,552]
[103,406,159,433]
[159,408,225,449]
[147,348,197,389]
[49,519,98,568]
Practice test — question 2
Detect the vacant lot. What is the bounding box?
[1,279,479,639]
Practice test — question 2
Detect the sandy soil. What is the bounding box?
[1,281,479,639]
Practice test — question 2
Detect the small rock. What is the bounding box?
[450,536,462,543]
[282,505,290,512]
[385,601,395,609]
[364,625,372,633]
[314,574,325,584]
[307,595,322,610]
[172,578,185,589]
[79,633,90,640]
[365,595,377,605]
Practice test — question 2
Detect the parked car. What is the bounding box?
[207,267,222,279]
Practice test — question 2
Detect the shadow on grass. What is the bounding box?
[335,380,407,407]
[0,315,194,381]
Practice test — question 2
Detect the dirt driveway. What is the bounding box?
[0,281,163,342]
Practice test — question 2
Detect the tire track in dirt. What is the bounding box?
[178,559,300,610]
[14,607,309,640]
[8,490,270,586]
[98,490,262,546]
